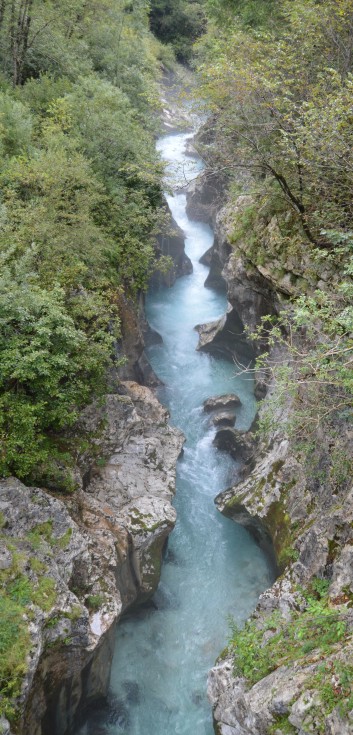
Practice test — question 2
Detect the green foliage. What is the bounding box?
[198,1,353,244]
[0,0,167,488]
[86,594,105,611]
[0,530,62,721]
[0,93,33,157]
[27,521,73,551]
[0,593,31,721]
[268,715,296,734]
[302,660,353,728]
[206,0,281,27]
[0,275,113,480]
[229,583,348,689]
[251,252,353,490]
[32,577,56,612]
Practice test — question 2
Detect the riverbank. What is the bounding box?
[0,381,184,735]
[185,140,353,734]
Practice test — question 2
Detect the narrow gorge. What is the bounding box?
[75,92,274,735]
[1,2,352,733]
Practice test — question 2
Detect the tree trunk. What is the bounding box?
[10,0,33,85]
[0,0,6,30]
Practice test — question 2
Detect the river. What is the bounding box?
[78,127,273,735]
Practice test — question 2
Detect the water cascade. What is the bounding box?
[79,129,273,735]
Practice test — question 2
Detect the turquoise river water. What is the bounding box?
[78,130,273,735]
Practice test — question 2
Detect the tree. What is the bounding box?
[197,0,353,247]
[0,270,114,484]
[0,0,166,490]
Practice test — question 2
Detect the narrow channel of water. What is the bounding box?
[79,131,273,735]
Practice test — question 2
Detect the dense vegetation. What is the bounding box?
[0,0,172,489]
[193,3,353,725]
[1,0,352,726]
[195,0,353,477]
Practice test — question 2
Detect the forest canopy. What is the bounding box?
[0,0,169,487]
[194,0,353,468]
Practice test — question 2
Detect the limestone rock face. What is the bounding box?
[1,382,184,735]
[190,138,353,735]
[208,642,353,735]
[0,717,11,735]
[210,417,353,734]
[81,382,184,606]
[0,477,115,735]
[211,411,236,427]
[114,293,161,388]
[193,197,281,363]
[186,171,223,226]
[213,428,255,465]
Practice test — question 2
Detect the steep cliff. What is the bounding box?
[187,180,353,735]
[0,383,183,735]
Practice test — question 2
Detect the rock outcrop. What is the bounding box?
[114,293,161,388]
[203,394,241,412]
[188,192,291,365]
[209,394,353,734]
[213,427,255,466]
[208,636,353,735]
[151,203,193,288]
[195,305,255,364]
[1,382,183,735]
[187,156,353,735]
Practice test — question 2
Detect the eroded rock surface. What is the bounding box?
[213,427,255,466]
[195,305,254,363]
[210,410,353,734]
[209,639,353,735]
[81,382,184,606]
[191,174,353,734]
[211,411,236,428]
[1,382,183,735]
